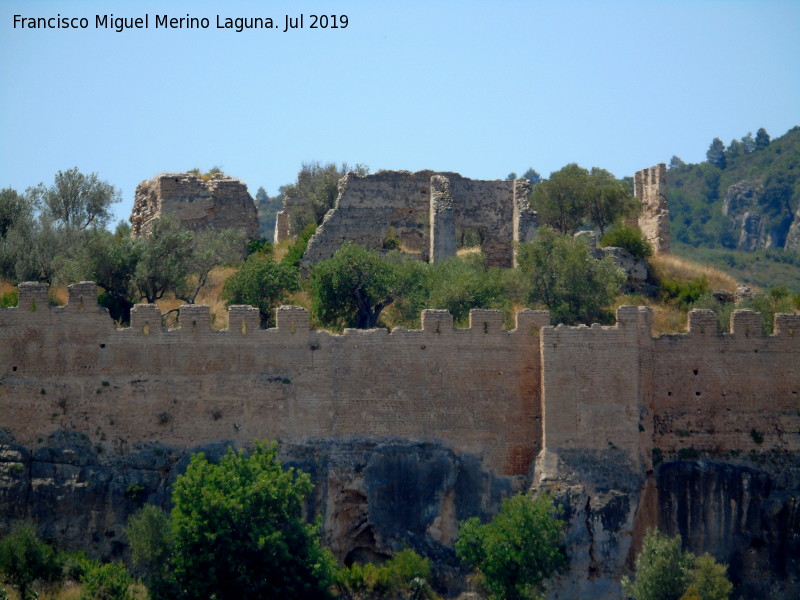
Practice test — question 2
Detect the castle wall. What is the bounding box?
[1,284,798,477]
[301,171,531,267]
[131,173,259,239]
[0,283,547,478]
[649,309,800,458]
[634,163,671,254]
[539,306,655,466]
[303,171,433,263]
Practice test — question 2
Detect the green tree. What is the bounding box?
[334,548,436,600]
[600,225,653,260]
[310,242,410,329]
[126,504,176,600]
[168,443,334,600]
[28,167,120,230]
[255,186,268,203]
[683,553,733,600]
[177,227,246,304]
[80,561,133,600]
[222,252,299,327]
[755,127,770,150]
[530,164,591,235]
[0,522,62,600]
[706,138,727,169]
[80,223,144,323]
[0,188,31,238]
[623,530,732,600]
[523,168,542,185]
[516,227,624,325]
[426,255,507,325]
[740,132,756,153]
[586,167,640,235]
[506,172,518,181]
[133,217,194,304]
[455,493,565,600]
[284,162,369,233]
[623,531,692,600]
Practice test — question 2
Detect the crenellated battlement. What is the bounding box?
[0,283,797,476]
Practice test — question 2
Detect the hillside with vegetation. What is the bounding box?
[667,126,800,291]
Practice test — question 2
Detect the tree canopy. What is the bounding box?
[455,493,565,600]
[128,442,334,600]
[622,530,733,600]
[310,242,411,329]
[530,164,638,235]
[516,227,624,325]
[284,162,369,234]
[28,167,120,230]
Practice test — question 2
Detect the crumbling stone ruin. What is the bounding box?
[278,165,672,266]
[2,283,799,598]
[633,163,671,253]
[130,173,259,239]
[276,170,537,267]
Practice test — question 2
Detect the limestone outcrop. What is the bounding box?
[722,178,800,250]
[0,431,517,595]
[130,173,259,239]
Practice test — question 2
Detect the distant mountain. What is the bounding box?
[666,127,800,292]
[668,126,800,251]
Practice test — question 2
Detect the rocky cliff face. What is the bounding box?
[2,429,797,598]
[130,173,259,239]
[0,430,523,595]
[722,179,798,250]
[532,449,800,600]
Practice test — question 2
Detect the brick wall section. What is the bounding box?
[0,284,547,477]
[540,306,654,465]
[300,171,535,267]
[130,173,259,239]
[649,309,800,458]
[2,285,798,477]
[634,164,671,254]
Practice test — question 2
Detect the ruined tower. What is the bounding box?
[633,163,670,254]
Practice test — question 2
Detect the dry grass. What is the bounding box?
[0,280,15,297]
[649,254,739,292]
[614,293,688,335]
[456,246,482,257]
[154,266,239,330]
[49,286,69,306]
[272,240,293,262]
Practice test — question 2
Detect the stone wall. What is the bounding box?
[0,283,546,479]
[3,284,799,476]
[131,173,259,239]
[298,171,537,267]
[3,284,800,597]
[634,164,670,254]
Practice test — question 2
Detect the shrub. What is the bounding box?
[80,560,133,600]
[335,549,437,600]
[281,223,317,268]
[660,276,711,308]
[0,522,62,600]
[601,225,653,260]
[456,493,565,600]
[623,530,733,600]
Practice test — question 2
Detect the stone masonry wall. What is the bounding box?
[300,171,537,267]
[649,309,800,459]
[131,173,259,239]
[634,163,671,254]
[0,283,547,478]
[2,284,798,473]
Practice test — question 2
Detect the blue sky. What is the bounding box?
[1,0,798,225]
